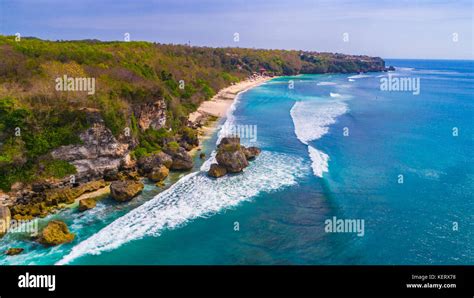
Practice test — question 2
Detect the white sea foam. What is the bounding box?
[200,150,217,171]
[348,79,355,82]
[317,82,337,86]
[348,74,371,79]
[57,151,308,264]
[338,84,353,89]
[377,73,401,78]
[329,92,341,98]
[290,100,348,145]
[308,146,329,178]
[396,67,414,71]
[216,92,241,145]
[412,69,461,75]
[290,98,348,178]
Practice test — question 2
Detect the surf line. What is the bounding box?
[290,98,348,178]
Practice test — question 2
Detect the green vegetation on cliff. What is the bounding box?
[0,35,385,190]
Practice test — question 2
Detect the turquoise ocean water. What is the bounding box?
[1,59,472,265]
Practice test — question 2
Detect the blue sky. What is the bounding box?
[0,0,472,59]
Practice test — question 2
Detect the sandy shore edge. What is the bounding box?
[188,75,274,153]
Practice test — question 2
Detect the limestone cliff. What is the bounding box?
[51,115,132,182]
[135,100,167,131]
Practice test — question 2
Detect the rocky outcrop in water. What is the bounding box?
[78,198,96,211]
[148,165,169,182]
[208,137,261,178]
[110,180,144,202]
[38,220,75,246]
[208,164,227,178]
[164,146,194,171]
[215,138,249,173]
[243,147,261,161]
[5,248,24,255]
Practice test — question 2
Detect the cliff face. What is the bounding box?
[51,120,131,182]
[136,100,167,131]
[50,100,168,182]
[47,100,168,183]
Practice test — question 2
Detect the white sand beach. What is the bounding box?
[188,75,273,124]
[188,75,274,149]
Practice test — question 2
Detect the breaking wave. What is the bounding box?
[308,146,329,178]
[290,99,348,178]
[317,81,337,86]
[290,100,348,145]
[396,67,414,71]
[58,151,308,264]
[348,74,371,79]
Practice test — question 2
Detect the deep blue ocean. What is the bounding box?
[1,59,472,265]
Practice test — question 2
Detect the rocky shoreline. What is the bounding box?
[1,142,196,219]
[0,79,269,252]
[0,69,380,249]
[0,108,198,247]
[0,34,393,257]
[0,76,273,251]
[0,75,270,250]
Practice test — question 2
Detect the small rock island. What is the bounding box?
[208,137,261,178]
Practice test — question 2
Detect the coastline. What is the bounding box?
[67,76,274,211]
[0,75,274,228]
[189,75,274,152]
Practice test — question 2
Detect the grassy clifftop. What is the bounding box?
[0,35,385,191]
